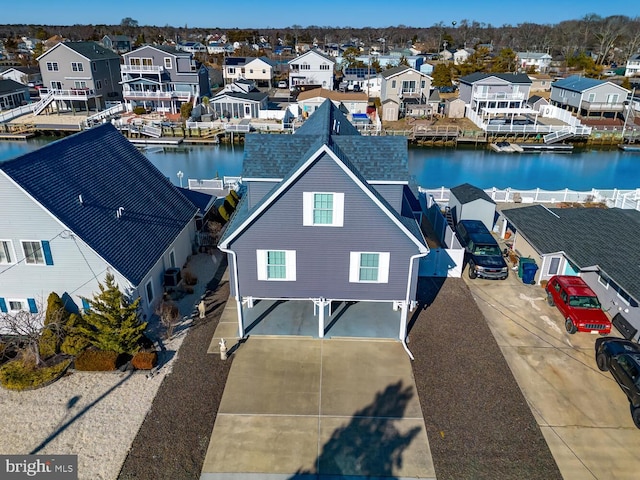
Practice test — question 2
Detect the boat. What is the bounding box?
[489,141,524,153]
[519,144,573,153]
[618,144,640,152]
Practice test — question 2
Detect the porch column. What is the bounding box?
[314,298,330,338]
[398,301,409,341]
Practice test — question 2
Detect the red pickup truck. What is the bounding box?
[545,275,611,335]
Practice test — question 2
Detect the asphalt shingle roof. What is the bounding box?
[1,124,197,286]
[450,183,496,205]
[62,41,121,60]
[0,79,27,94]
[460,72,532,85]
[502,205,640,303]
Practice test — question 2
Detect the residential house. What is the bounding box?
[500,205,640,340]
[379,65,433,120]
[223,57,276,88]
[0,79,30,110]
[517,52,552,73]
[625,53,640,77]
[120,45,210,114]
[448,183,496,231]
[339,67,380,95]
[36,42,122,113]
[288,49,335,90]
[177,42,208,55]
[209,79,268,119]
[453,48,475,65]
[0,124,198,319]
[217,100,428,342]
[207,42,235,55]
[549,75,630,120]
[459,73,532,121]
[0,66,42,87]
[101,35,132,53]
[528,74,553,92]
[296,88,368,118]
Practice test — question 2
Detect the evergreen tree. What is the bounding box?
[78,273,146,354]
[431,63,453,87]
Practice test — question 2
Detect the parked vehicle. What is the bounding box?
[545,275,611,335]
[595,337,640,428]
[278,80,288,89]
[455,220,508,280]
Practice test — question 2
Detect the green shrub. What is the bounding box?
[133,106,146,115]
[0,358,72,391]
[180,102,193,119]
[74,350,119,371]
[39,328,58,359]
[132,351,158,370]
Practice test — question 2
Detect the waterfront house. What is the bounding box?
[379,65,433,121]
[101,35,132,54]
[459,72,532,115]
[0,124,198,319]
[297,88,368,118]
[0,66,42,87]
[624,53,640,77]
[339,67,379,95]
[500,205,640,341]
[549,75,630,120]
[209,79,268,119]
[120,45,210,114]
[517,52,552,73]
[288,50,335,90]
[0,79,30,110]
[36,41,123,113]
[217,99,428,341]
[223,56,276,88]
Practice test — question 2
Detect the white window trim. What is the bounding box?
[0,239,16,265]
[597,274,609,289]
[256,249,296,281]
[164,57,172,69]
[303,192,344,227]
[349,252,390,283]
[20,240,45,266]
[7,298,27,313]
[617,289,631,306]
[547,256,561,276]
[145,279,154,305]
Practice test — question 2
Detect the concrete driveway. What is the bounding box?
[465,270,640,480]
[201,337,436,479]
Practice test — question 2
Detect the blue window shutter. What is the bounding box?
[0,298,7,313]
[27,298,38,313]
[41,241,54,265]
[82,298,90,313]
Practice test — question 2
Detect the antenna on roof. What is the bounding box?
[116,207,124,219]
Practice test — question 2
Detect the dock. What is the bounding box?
[128,137,183,146]
[490,142,524,153]
[520,144,574,153]
[618,144,640,152]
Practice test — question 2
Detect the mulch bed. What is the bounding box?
[408,277,563,480]
[118,259,231,480]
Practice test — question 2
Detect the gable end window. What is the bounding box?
[46,62,59,71]
[21,240,53,265]
[71,62,84,72]
[164,57,172,69]
[303,192,344,227]
[0,240,15,264]
[256,250,296,281]
[349,252,390,283]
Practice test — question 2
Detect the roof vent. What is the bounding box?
[78,194,84,205]
[116,207,124,219]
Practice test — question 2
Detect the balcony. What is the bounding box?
[473,91,526,101]
[581,100,625,112]
[39,88,98,101]
[121,64,164,74]
[122,89,192,101]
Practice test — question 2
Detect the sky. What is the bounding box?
[1,0,637,29]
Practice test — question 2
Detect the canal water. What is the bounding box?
[1,138,638,190]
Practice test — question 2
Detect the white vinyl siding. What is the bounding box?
[303,192,344,227]
[256,250,296,281]
[0,240,15,264]
[349,252,390,283]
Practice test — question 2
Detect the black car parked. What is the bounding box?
[595,337,640,428]
[455,220,508,280]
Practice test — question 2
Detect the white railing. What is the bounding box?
[474,91,525,101]
[225,123,251,132]
[223,176,242,189]
[121,65,164,74]
[420,187,640,210]
[185,121,225,130]
[31,90,56,115]
[84,103,124,125]
[123,90,191,101]
[141,125,162,138]
[252,122,285,132]
[0,103,37,122]
[38,88,98,100]
[188,178,224,190]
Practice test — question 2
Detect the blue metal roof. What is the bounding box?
[552,75,603,93]
[1,124,198,286]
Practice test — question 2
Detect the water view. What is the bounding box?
[1,138,638,190]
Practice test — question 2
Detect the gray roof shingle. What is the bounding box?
[450,183,496,205]
[1,124,197,286]
[460,72,532,85]
[62,41,121,60]
[502,205,640,302]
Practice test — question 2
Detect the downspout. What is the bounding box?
[401,250,429,360]
[218,246,245,338]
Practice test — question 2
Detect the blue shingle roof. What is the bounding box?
[1,124,197,286]
[552,75,603,93]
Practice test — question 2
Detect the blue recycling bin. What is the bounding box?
[522,262,538,285]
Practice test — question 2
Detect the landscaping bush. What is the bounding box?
[131,351,158,370]
[0,357,72,391]
[60,313,91,356]
[133,106,146,115]
[38,328,58,359]
[182,269,197,286]
[74,349,119,371]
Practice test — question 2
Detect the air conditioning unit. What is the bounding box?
[164,268,181,287]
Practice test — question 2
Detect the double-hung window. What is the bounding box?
[46,62,58,71]
[349,252,390,283]
[303,192,344,227]
[256,250,296,281]
[21,240,54,265]
[71,62,84,72]
[0,240,15,264]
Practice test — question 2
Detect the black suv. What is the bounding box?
[456,220,508,280]
[595,337,640,428]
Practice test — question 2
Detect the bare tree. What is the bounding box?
[593,16,627,65]
[156,299,180,339]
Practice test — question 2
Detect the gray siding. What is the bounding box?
[229,154,420,300]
